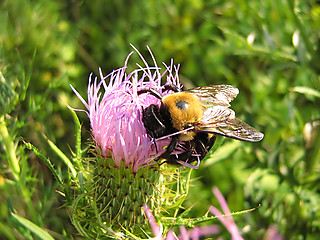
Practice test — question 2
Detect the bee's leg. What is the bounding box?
[207,134,216,151]
[148,105,166,129]
[197,139,207,154]
[137,84,180,101]
[147,132,158,153]
[143,104,167,153]
[200,134,216,159]
[158,136,178,160]
[153,138,158,153]
[137,88,163,100]
[162,141,192,165]
[157,136,179,165]
[142,104,171,140]
[163,84,180,93]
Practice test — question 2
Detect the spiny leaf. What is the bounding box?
[42,134,77,179]
[22,139,64,188]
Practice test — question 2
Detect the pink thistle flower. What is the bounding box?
[70,46,182,172]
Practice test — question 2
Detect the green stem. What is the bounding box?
[0,115,20,180]
[306,129,320,173]
[70,109,84,171]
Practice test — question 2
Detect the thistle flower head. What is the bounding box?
[71,47,182,172]
[69,47,185,236]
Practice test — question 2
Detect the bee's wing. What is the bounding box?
[194,106,264,142]
[186,85,239,107]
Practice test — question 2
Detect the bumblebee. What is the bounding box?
[138,84,264,166]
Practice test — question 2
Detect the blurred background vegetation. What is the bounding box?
[0,0,319,239]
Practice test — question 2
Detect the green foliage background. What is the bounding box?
[0,0,319,239]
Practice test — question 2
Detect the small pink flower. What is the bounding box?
[209,187,244,240]
[143,205,220,240]
[70,46,182,172]
[144,187,244,240]
[263,225,284,240]
[143,205,162,238]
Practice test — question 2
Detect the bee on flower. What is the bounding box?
[72,46,263,171]
[69,45,263,238]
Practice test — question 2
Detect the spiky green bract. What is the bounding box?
[71,154,162,239]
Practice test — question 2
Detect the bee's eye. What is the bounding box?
[176,100,189,110]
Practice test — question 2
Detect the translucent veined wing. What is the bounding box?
[186,85,239,107]
[194,106,264,142]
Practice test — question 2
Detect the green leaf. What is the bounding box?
[69,108,84,171]
[0,221,16,240]
[291,86,320,98]
[43,134,77,179]
[0,71,19,116]
[204,139,241,166]
[0,116,20,180]
[23,139,64,188]
[11,212,55,240]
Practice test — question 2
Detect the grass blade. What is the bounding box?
[11,212,55,240]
